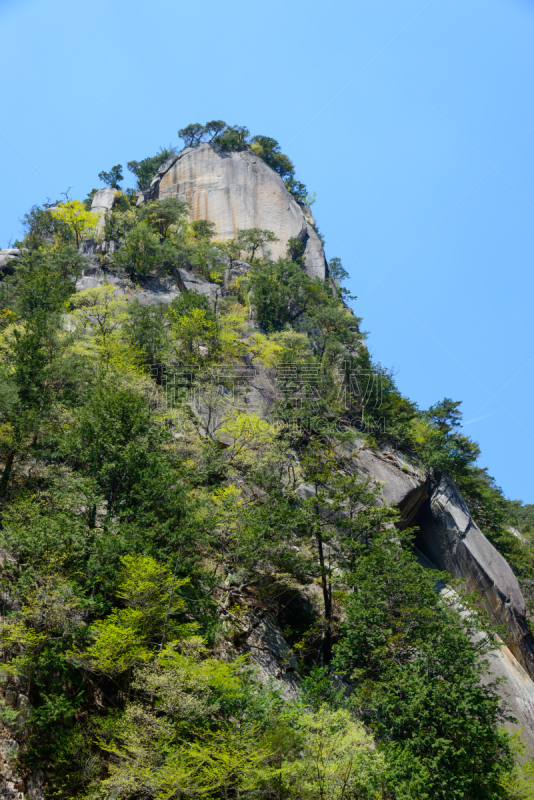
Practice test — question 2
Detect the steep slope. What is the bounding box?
[3,135,534,796]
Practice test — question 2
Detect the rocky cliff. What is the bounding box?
[134,143,328,281]
[86,164,534,742]
[415,475,534,680]
[5,139,534,793]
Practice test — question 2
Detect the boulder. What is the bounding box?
[245,613,300,700]
[133,276,180,306]
[75,267,182,307]
[347,443,429,527]
[75,268,128,294]
[141,143,328,281]
[175,267,222,306]
[415,475,534,680]
[230,260,252,271]
[0,249,22,277]
[223,260,251,294]
[90,187,120,239]
[295,483,318,500]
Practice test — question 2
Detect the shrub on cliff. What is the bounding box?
[127,145,178,190]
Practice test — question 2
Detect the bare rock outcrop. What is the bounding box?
[343,449,534,733]
[175,268,222,307]
[245,613,300,700]
[348,443,429,527]
[90,187,120,238]
[137,143,328,281]
[415,475,534,680]
[0,250,22,278]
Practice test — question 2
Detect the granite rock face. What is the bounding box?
[0,249,22,277]
[486,640,534,749]
[347,443,430,527]
[90,187,120,238]
[175,268,222,306]
[75,266,223,308]
[245,613,300,700]
[415,475,534,680]
[138,143,328,281]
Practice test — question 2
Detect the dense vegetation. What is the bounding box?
[0,139,533,799]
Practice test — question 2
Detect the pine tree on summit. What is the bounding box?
[98,164,123,189]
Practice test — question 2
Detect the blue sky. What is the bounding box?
[1,0,533,502]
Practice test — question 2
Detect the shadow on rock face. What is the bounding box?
[415,474,534,681]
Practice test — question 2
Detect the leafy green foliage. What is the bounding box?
[113,222,168,279]
[138,197,188,242]
[167,291,219,364]
[50,199,100,248]
[126,301,169,366]
[249,136,295,179]
[236,227,280,262]
[16,201,72,250]
[127,146,178,190]
[177,120,227,148]
[248,257,313,331]
[74,554,193,676]
[213,124,250,151]
[98,164,123,189]
[334,533,513,799]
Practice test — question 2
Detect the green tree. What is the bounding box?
[285,705,385,800]
[0,249,83,499]
[334,536,513,799]
[249,136,295,180]
[50,199,100,248]
[285,176,312,204]
[70,283,130,365]
[60,380,162,520]
[305,303,361,366]
[127,146,177,190]
[190,219,216,241]
[215,124,250,151]
[248,257,310,331]
[178,120,227,148]
[98,164,123,189]
[103,203,139,243]
[126,300,169,366]
[16,201,72,250]
[236,227,279,263]
[410,398,480,478]
[286,236,306,265]
[112,223,167,279]
[138,197,188,242]
[76,554,192,678]
[167,292,219,365]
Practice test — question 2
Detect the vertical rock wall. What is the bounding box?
[415,475,534,680]
[90,186,120,238]
[138,143,329,281]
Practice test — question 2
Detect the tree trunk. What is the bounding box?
[0,450,15,499]
[315,524,332,663]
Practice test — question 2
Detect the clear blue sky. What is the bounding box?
[1,0,533,502]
